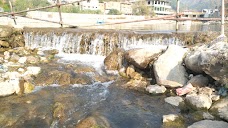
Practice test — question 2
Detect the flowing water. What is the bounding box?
[0,54,180,128]
[0,27,220,127]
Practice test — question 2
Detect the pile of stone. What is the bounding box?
[0,25,61,97]
[104,40,228,127]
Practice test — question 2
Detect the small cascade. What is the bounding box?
[24,28,186,56]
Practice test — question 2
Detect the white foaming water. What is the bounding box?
[125,44,168,50]
[57,53,105,74]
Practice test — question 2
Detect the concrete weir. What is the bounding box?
[24,28,220,56]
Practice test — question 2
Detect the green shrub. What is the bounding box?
[107,9,121,15]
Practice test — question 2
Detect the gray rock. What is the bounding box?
[188,120,228,128]
[187,75,209,88]
[185,94,212,110]
[154,45,188,88]
[210,96,228,122]
[165,96,183,107]
[185,42,228,85]
[185,50,204,73]
[124,46,166,69]
[146,84,167,94]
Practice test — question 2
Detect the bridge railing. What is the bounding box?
[0,0,81,27]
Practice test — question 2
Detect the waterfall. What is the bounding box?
[24,29,185,56]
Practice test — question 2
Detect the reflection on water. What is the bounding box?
[83,21,221,32]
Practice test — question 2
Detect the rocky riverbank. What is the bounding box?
[0,25,228,127]
[104,37,228,127]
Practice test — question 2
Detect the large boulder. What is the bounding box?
[34,70,72,86]
[185,50,204,73]
[188,120,228,128]
[210,96,228,122]
[104,48,125,71]
[185,42,228,85]
[154,45,188,88]
[124,46,166,69]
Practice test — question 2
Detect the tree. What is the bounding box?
[132,0,153,16]
[0,0,10,12]
[14,0,50,12]
[107,9,121,15]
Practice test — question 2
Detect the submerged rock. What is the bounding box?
[76,113,110,128]
[146,84,167,94]
[165,96,184,107]
[154,45,188,88]
[162,114,185,128]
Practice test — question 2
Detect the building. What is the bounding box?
[120,2,132,15]
[79,0,99,10]
[99,1,133,15]
[202,9,220,18]
[146,0,174,15]
[181,11,204,18]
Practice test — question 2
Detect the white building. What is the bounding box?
[79,0,99,10]
[147,0,174,15]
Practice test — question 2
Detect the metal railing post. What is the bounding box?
[176,0,180,32]
[9,1,17,25]
[57,0,63,28]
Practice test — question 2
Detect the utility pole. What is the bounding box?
[176,0,180,32]
[221,0,225,36]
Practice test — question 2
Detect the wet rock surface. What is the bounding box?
[0,81,180,128]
